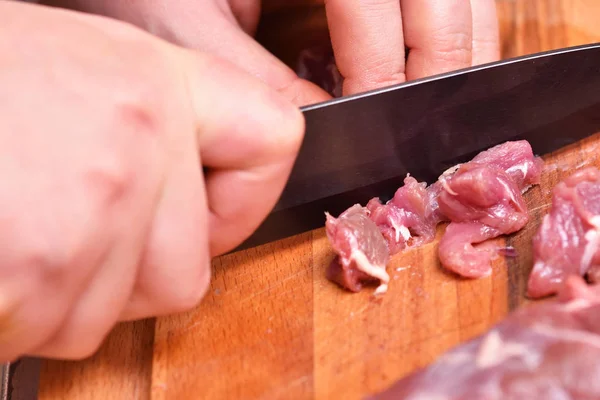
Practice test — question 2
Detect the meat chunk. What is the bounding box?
[325,140,543,292]
[325,205,390,293]
[437,222,502,278]
[365,176,445,255]
[528,167,600,298]
[371,276,600,400]
[437,141,543,277]
[469,139,544,191]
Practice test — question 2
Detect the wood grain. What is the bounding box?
[38,1,600,399]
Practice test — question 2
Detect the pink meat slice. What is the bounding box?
[365,176,446,256]
[371,276,600,400]
[324,140,543,292]
[528,167,600,298]
[325,204,390,293]
[437,222,502,278]
[437,149,537,277]
[468,139,544,190]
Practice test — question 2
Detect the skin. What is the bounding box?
[2,0,500,361]
[41,0,500,103]
[0,1,303,361]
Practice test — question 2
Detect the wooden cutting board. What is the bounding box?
[37,1,600,399]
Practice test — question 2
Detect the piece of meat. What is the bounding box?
[436,141,543,278]
[390,176,446,245]
[365,176,446,256]
[370,276,600,400]
[439,164,529,232]
[528,167,600,298]
[325,140,543,292]
[469,139,544,191]
[325,204,390,293]
[295,45,343,98]
[365,198,410,255]
[437,222,502,278]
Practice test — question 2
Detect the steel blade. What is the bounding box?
[235,42,600,252]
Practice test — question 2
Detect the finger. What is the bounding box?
[185,11,331,106]
[43,0,331,106]
[401,0,473,80]
[31,231,142,359]
[324,0,406,95]
[185,51,305,256]
[119,136,211,321]
[120,50,305,321]
[470,0,500,65]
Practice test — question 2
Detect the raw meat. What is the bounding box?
[528,167,600,298]
[371,275,600,400]
[366,176,444,255]
[325,205,390,293]
[296,45,343,98]
[437,222,503,278]
[468,139,545,191]
[436,140,543,277]
[325,140,544,292]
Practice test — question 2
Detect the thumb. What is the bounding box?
[185,50,306,256]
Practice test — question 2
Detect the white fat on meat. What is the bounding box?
[497,178,522,210]
[581,215,600,275]
[390,220,411,242]
[475,330,539,369]
[349,249,390,294]
[506,162,529,178]
[561,298,592,312]
[440,164,462,178]
[531,323,600,350]
[440,177,458,196]
[407,394,449,400]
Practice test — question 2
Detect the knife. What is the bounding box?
[234,42,600,252]
[1,359,40,400]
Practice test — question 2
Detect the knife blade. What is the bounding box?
[233,42,600,252]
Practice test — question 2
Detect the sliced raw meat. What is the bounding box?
[365,176,445,255]
[365,198,410,255]
[437,222,502,278]
[371,276,600,400]
[296,45,343,98]
[469,139,544,191]
[325,204,390,293]
[528,167,600,298]
[325,140,543,292]
[438,164,529,232]
[436,141,543,277]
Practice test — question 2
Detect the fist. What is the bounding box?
[0,1,303,361]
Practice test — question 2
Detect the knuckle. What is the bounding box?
[24,239,75,283]
[430,28,472,64]
[84,152,134,207]
[114,96,160,140]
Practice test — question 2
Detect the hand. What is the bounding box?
[0,1,303,361]
[324,0,501,94]
[40,0,333,106]
[40,0,500,100]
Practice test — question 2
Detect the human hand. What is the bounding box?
[324,0,501,94]
[40,0,334,106]
[40,0,499,100]
[0,1,303,361]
